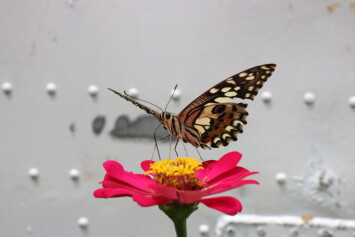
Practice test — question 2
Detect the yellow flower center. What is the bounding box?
[146,157,205,191]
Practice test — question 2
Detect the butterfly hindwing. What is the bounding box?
[184,103,249,148]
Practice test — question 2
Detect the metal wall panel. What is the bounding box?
[1,0,354,236]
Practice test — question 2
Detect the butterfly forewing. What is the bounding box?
[177,64,276,148]
[178,64,276,118]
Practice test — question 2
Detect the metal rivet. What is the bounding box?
[28,168,39,179]
[2,82,13,94]
[256,226,266,237]
[289,227,299,237]
[348,96,355,108]
[198,224,209,235]
[46,83,57,95]
[275,172,287,184]
[261,91,272,102]
[69,169,80,179]
[127,87,139,97]
[171,88,181,100]
[225,225,236,234]
[303,92,315,104]
[88,85,98,97]
[26,225,33,234]
[78,217,89,228]
[317,228,333,237]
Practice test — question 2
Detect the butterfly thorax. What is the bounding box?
[161,112,179,136]
[161,112,202,147]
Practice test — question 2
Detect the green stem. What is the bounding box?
[172,217,187,237]
[159,202,199,237]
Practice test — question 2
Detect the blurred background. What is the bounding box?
[1,0,355,236]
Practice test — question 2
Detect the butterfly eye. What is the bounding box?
[165,112,171,119]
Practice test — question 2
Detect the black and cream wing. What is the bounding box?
[177,63,276,148]
[178,64,276,118]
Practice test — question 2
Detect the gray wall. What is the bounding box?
[1,0,354,236]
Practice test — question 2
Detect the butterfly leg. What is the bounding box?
[195,148,205,161]
[174,139,180,157]
[152,133,171,160]
[153,132,161,160]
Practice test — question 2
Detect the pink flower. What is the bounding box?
[94,151,258,215]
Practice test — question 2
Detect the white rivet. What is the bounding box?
[127,87,139,97]
[261,91,272,102]
[88,85,98,97]
[26,225,33,234]
[69,169,80,179]
[275,172,287,184]
[256,226,266,237]
[198,224,209,234]
[289,227,299,237]
[78,217,89,228]
[348,96,355,108]
[46,82,57,95]
[304,92,315,104]
[171,88,181,100]
[225,226,236,234]
[28,168,39,179]
[317,228,333,237]
[2,82,13,94]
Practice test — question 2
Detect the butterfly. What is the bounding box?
[108,64,276,149]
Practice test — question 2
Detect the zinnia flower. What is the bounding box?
[94,151,258,215]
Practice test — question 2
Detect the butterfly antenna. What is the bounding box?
[164,84,178,112]
[123,91,164,112]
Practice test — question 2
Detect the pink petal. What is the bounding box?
[94,188,133,198]
[206,169,258,186]
[199,196,242,215]
[149,183,178,200]
[202,179,259,196]
[103,161,156,192]
[178,190,205,203]
[141,160,154,172]
[132,194,172,207]
[198,152,242,182]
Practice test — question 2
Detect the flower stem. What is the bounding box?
[172,218,187,237]
[159,203,199,237]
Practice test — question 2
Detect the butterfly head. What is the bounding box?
[161,112,177,130]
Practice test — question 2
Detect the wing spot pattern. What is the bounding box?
[215,97,232,103]
[225,91,237,97]
[212,104,226,114]
[246,76,255,80]
[239,72,248,77]
[222,133,231,140]
[196,117,211,125]
[209,88,219,94]
[226,78,236,85]
[221,87,232,92]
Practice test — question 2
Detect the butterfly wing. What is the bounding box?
[108,88,163,123]
[179,64,276,116]
[178,64,276,148]
[183,103,248,148]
